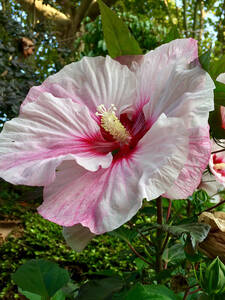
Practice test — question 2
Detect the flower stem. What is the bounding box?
[183,290,189,300]
[187,199,191,217]
[128,221,153,248]
[198,199,225,215]
[182,0,188,37]
[156,197,163,273]
[166,199,172,222]
[183,287,202,299]
[160,233,170,256]
[127,241,152,267]
[188,288,202,295]
[211,148,225,154]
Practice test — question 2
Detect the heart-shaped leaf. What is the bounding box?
[12,259,70,297]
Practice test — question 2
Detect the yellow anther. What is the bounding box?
[96,104,130,144]
[214,163,225,170]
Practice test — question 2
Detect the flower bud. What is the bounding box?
[199,257,225,295]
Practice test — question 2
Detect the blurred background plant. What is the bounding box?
[1,0,225,124]
[2,0,225,299]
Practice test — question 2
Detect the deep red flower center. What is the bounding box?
[212,154,225,176]
[97,106,150,160]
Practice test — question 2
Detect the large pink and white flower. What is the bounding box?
[209,140,225,186]
[209,74,225,186]
[200,139,225,202]
[217,73,225,129]
[0,39,214,250]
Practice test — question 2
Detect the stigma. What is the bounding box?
[96,104,131,144]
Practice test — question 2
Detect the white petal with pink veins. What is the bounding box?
[63,224,95,252]
[0,93,112,186]
[38,160,145,233]
[128,39,214,128]
[136,114,189,199]
[38,114,189,234]
[22,56,137,115]
[135,39,214,198]
[116,39,197,75]
[164,126,211,199]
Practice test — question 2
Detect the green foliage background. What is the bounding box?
[1,0,225,299]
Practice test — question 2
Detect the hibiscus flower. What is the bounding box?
[217,73,225,130]
[209,74,225,186]
[0,39,214,251]
[199,139,225,203]
[209,139,225,186]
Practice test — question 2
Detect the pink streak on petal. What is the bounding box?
[38,114,189,233]
[38,159,144,234]
[22,56,137,114]
[136,39,199,110]
[21,82,80,112]
[136,114,189,200]
[164,126,211,199]
[0,93,112,186]
[140,43,214,128]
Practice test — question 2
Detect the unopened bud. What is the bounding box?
[199,257,225,295]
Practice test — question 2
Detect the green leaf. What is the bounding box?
[51,289,66,300]
[134,258,148,271]
[76,277,124,300]
[199,49,211,72]
[157,223,210,247]
[210,56,225,80]
[18,288,41,300]
[61,282,79,298]
[12,259,70,297]
[192,189,210,203]
[122,283,178,300]
[97,0,142,58]
[212,295,225,300]
[184,235,202,261]
[108,226,138,243]
[162,243,186,264]
[163,27,180,43]
[19,288,66,300]
[197,293,211,300]
[87,269,120,278]
[140,206,157,216]
[200,257,225,295]
[214,80,225,106]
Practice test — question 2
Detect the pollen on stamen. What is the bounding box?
[214,163,225,170]
[96,104,131,144]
